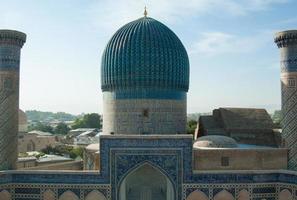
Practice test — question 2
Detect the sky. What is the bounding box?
[0,0,296,115]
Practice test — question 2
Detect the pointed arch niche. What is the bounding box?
[237,189,250,200]
[186,190,208,200]
[43,189,55,200]
[58,191,79,200]
[119,163,174,200]
[0,190,11,200]
[279,189,293,200]
[214,190,234,200]
[85,190,107,200]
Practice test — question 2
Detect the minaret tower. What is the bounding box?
[275,30,297,170]
[0,30,26,170]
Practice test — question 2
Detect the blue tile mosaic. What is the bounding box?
[101,17,189,93]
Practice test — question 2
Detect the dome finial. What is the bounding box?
[144,6,148,17]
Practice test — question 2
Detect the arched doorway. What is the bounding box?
[119,163,174,200]
[27,140,35,151]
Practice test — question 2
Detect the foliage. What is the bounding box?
[54,122,70,135]
[271,110,282,128]
[70,147,84,159]
[71,113,102,129]
[41,145,84,159]
[26,110,77,122]
[18,152,29,157]
[187,120,197,135]
[28,122,54,133]
[35,152,45,159]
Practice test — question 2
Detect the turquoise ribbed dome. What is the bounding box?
[101,17,189,93]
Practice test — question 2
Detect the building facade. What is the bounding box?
[0,17,297,200]
[0,135,296,200]
[198,108,281,147]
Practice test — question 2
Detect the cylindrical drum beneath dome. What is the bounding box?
[103,91,187,135]
[0,30,26,170]
[275,30,297,170]
[101,17,189,135]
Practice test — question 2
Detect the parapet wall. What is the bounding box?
[1,170,297,199]
[194,148,288,170]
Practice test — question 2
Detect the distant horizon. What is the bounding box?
[1,0,295,114]
[22,103,281,116]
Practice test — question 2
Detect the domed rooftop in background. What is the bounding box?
[101,16,189,93]
[193,135,238,148]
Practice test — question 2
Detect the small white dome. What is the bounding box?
[194,135,238,148]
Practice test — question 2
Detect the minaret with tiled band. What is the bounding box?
[0,30,26,170]
[275,30,297,170]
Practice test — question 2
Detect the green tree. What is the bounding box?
[26,110,77,122]
[70,147,84,159]
[54,122,70,135]
[272,110,282,128]
[72,113,101,129]
[187,120,197,135]
[41,145,83,159]
[28,122,54,133]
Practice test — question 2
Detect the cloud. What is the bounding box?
[189,30,275,57]
[85,0,288,33]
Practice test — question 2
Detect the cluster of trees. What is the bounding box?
[187,120,197,135]
[71,113,102,129]
[271,110,282,128]
[28,113,102,135]
[28,122,70,135]
[41,145,84,159]
[26,110,77,122]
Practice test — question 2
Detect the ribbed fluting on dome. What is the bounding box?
[101,17,189,92]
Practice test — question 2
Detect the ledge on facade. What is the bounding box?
[100,134,193,139]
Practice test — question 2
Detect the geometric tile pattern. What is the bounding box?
[0,183,111,200]
[275,30,297,170]
[101,17,189,93]
[183,182,297,200]
[0,30,26,170]
[1,136,297,199]
[1,179,297,199]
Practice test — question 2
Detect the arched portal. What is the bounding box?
[119,163,174,200]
